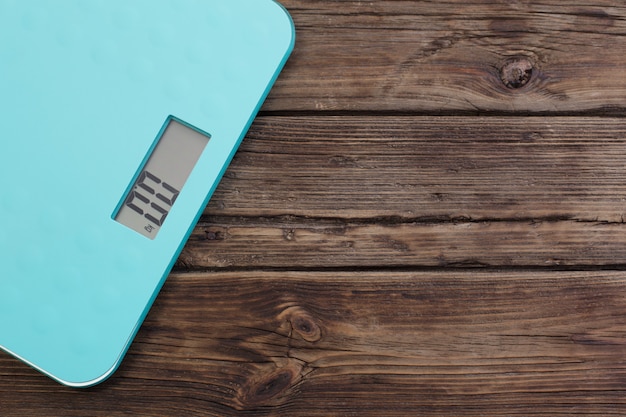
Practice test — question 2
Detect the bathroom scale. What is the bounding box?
[0,0,294,387]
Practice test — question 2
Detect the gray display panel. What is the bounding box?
[115,119,210,239]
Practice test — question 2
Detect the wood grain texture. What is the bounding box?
[180,219,626,269]
[266,0,626,113]
[3,271,626,416]
[205,116,626,222]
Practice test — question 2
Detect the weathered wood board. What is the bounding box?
[267,1,626,113]
[205,117,626,222]
[3,271,626,416]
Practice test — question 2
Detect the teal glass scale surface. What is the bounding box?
[0,0,294,387]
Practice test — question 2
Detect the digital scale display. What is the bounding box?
[114,118,210,239]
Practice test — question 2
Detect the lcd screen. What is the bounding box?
[115,118,210,239]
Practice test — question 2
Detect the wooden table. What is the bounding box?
[3,1,626,415]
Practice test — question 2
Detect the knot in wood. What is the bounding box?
[278,306,322,342]
[238,362,302,408]
[203,229,224,240]
[499,57,533,89]
[249,370,294,403]
[291,315,321,342]
[283,228,296,241]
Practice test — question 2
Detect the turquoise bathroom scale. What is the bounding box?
[0,0,294,387]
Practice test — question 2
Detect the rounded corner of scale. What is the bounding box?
[53,361,123,389]
[265,1,296,44]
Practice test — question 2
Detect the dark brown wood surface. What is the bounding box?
[3,1,626,416]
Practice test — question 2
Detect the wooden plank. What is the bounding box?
[206,116,626,222]
[179,219,626,269]
[3,270,626,416]
[265,1,626,113]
